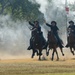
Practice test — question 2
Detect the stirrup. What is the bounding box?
[65,44,69,47]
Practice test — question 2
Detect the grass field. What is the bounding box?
[0,48,75,75]
[0,57,75,75]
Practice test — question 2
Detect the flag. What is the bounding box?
[65,0,69,14]
[65,7,69,14]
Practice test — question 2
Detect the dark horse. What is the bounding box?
[46,31,64,61]
[67,28,75,55]
[30,28,43,60]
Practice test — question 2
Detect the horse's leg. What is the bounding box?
[46,48,50,56]
[47,48,50,56]
[39,55,41,60]
[55,50,59,61]
[38,49,42,60]
[35,49,39,56]
[46,48,47,56]
[51,50,54,61]
[31,49,35,58]
[74,47,75,50]
[70,47,74,55]
[73,47,75,54]
[60,48,64,56]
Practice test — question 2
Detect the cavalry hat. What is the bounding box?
[51,21,57,25]
[34,20,39,24]
[69,20,74,24]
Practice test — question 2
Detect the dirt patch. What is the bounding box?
[0,48,75,74]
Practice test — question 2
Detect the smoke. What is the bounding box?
[0,15,32,59]
[0,0,75,59]
[0,15,47,59]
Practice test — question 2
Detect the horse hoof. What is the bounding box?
[38,58,41,61]
[56,58,59,61]
[51,58,53,61]
[37,53,39,56]
[46,53,48,56]
[63,54,64,56]
[31,56,33,58]
[72,52,74,55]
[46,52,49,56]
[47,54,48,56]
[31,55,34,58]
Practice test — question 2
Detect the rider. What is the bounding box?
[43,21,64,48]
[65,20,75,47]
[27,20,46,50]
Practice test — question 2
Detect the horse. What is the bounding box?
[67,28,75,55]
[46,31,64,61]
[30,28,44,60]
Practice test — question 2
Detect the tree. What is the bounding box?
[0,0,44,21]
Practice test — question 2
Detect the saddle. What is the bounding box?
[48,31,58,43]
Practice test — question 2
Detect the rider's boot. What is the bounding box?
[65,44,69,48]
[27,39,32,50]
[27,46,32,50]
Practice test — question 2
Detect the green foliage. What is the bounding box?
[0,0,43,21]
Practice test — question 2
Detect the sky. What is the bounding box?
[68,0,75,3]
[61,0,75,4]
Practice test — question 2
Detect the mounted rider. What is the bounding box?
[67,21,75,34]
[65,20,75,47]
[27,20,46,50]
[43,21,64,48]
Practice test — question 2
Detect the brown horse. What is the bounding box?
[30,28,43,60]
[46,31,64,61]
[67,28,75,55]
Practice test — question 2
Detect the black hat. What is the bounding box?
[69,21,74,24]
[51,21,57,25]
[34,20,39,24]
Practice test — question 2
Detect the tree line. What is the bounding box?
[0,0,44,21]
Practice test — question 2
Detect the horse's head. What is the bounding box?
[47,30,55,41]
[32,28,38,36]
[67,28,75,45]
[47,31,58,48]
[48,30,53,37]
[31,28,41,43]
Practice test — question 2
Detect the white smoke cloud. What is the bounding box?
[67,0,75,4]
[30,0,75,22]
[0,15,32,59]
[35,0,48,14]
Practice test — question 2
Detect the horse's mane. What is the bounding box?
[68,29,75,44]
[48,31,56,41]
